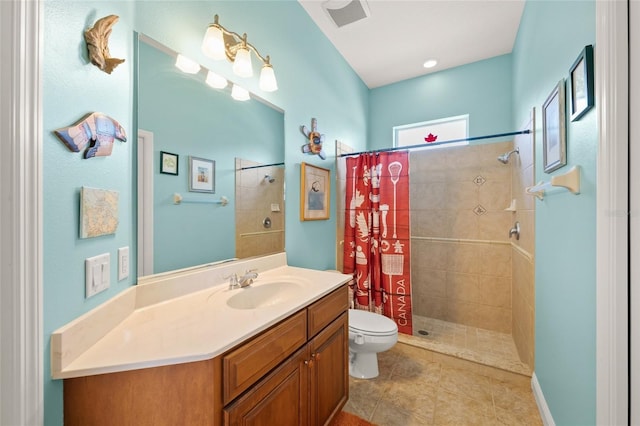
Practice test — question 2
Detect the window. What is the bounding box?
[393,114,469,150]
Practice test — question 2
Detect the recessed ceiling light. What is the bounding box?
[423,59,438,69]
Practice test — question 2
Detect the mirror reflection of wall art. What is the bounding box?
[188,156,215,193]
[160,151,178,175]
[300,162,330,221]
[569,45,594,122]
[542,79,567,174]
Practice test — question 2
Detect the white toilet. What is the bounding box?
[348,309,398,379]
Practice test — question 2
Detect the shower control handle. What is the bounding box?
[509,222,521,240]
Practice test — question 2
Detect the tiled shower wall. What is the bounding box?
[235,158,285,259]
[410,141,514,334]
[335,139,535,369]
[511,123,535,369]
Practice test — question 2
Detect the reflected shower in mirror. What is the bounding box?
[137,34,285,278]
[235,159,285,259]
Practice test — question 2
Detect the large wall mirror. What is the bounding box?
[137,34,285,278]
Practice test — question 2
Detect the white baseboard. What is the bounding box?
[532,372,555,426]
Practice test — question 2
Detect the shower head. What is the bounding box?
[497,148,519,164]
[264,174,276,183]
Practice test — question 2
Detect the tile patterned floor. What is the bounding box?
[404,315,532,376]
[343,343,543,425]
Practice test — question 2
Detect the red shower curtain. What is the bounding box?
[343,151,412,334]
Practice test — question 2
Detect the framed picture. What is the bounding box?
[188,156,215,193]
[300,162,330,221]
[160,151,178,175]
[568,45,594,122]
[542,80,567,174]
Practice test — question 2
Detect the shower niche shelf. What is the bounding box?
[526,165,581,200]
[504,199,517,212]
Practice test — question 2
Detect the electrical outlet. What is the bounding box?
[118,246,129,281]
[85,253,110,298]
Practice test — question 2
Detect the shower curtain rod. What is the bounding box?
[337,129,531,157]
[239,162,285,170]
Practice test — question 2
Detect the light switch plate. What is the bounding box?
[85,253,110,298]
[118,246,129,281]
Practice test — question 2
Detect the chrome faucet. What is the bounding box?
[225,273,240,289]
[238,269,258,287]
[226,269,259,289]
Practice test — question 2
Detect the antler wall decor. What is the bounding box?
[84,15,125,74]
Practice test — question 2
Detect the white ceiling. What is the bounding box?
[298,0,526,89]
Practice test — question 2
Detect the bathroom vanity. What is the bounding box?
[52,254,350,425]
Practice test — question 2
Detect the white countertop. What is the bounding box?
[51,254,352,379]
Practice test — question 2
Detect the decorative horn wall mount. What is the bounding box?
[301,118,326,160]
[84,15,125,74]
[54,112,127,159]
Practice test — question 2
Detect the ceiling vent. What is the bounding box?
[322,0,370,28]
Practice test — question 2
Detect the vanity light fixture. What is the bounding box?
[175,54,201,74]
[205,70,228,89]
[231,84,250,101]
[201,14,278,92]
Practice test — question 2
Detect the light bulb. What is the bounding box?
[205,71,228,89]
[232,47,253,78]
[423,59,438,69]
[175,54,200,74]
[201,26,226,60]
[259,64,278,92]
[231,84,250,101]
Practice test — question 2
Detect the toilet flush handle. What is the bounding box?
[354,334,365,345]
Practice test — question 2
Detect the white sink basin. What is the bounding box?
[226,281,304,310]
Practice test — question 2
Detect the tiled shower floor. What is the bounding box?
[400,314,532,376]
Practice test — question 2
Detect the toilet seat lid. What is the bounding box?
[349,309,398,335]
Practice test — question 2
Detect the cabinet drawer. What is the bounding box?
[223,310,307,404]
[307,285,348,338]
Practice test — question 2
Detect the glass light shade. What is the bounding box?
[259,65,278,92]
[205,71,228,89]
[231,84,250,101]
[201,26,226,60]
[232,47,253,78]
[175,54,200,74]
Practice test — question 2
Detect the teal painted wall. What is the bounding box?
[43,1,599,425]
[43,2,136,423]
[368,54,513,150]
[512,1,597,424]
[138,40,284,273]
[43,1,368,424]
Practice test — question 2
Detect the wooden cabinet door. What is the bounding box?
[308,312,348,426]
[224,346,309,426]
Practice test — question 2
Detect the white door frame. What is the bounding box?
[0,0,44,425]
[629,0,640,423]
[137,129,154,277]
[0,1,628,425]
[595,1,629,425]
